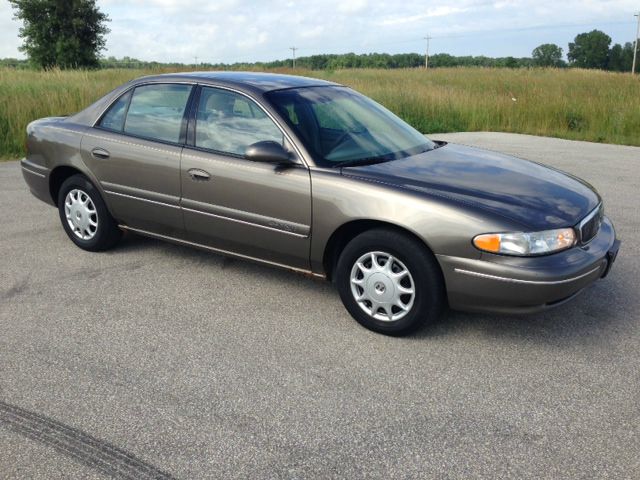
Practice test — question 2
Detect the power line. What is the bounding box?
[286,19,635,54]
[184,18,640,64]
[429,19,635,41]
[94,18,638,65]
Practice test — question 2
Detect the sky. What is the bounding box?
[0,0,638,63]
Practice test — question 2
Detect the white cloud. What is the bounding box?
[300,25,325,39]
[237,30,270,49]
[377,7,468,26]
[0,0,637,62]
[0,1,22,58]
[338,0,369,13]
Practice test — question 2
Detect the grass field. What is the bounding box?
[1,66,638,159]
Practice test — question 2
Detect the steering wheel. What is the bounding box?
[327,131,353,153]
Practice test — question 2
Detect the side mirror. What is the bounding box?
[244,141,293,164]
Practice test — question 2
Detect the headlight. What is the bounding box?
[473,228,576,256]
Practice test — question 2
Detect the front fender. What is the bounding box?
[309,169,522,274]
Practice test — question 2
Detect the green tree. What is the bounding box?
[9,0,110,69]
[567,30,611,69]
[503,56,519,68]
[532,43,564,67]
[607,42,635,72]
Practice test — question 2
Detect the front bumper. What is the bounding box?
[437,216,620,313]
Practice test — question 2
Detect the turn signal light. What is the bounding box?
[473,234,501,253]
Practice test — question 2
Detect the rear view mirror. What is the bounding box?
[244,141,292,164]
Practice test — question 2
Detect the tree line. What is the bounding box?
[5,0,639,72]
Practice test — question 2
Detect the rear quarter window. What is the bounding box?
[98,90,132,132]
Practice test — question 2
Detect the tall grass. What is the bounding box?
[1,67,638,159]
[0,68,141,158]
[315,68,640,146]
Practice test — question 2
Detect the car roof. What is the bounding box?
[136,71,341,93]
[67,71,342,126]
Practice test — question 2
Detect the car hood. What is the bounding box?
[342,143,600,230]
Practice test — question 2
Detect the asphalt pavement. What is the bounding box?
[1,132,639,479]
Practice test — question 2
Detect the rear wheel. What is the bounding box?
[336,229,444,335]
[57,174,121,251]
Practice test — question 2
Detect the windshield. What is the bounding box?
[265,86,435,167]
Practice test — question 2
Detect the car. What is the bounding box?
[20,71,620,335]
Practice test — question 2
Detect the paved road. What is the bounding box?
[1,133,639,479]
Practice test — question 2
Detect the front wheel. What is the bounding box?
[336,229,445,336]
[57,174,122,251]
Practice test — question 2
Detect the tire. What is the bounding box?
[336,228,445,336]
[57,174,122,251]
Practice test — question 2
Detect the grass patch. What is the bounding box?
[1,66,638,159]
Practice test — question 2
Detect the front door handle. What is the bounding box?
[188,168,211,181]
[91,148,110,160]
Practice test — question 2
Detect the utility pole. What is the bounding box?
[194,56,198,66]
[290,47,297,68]
[633,12,640,75]
[423,36,432,69]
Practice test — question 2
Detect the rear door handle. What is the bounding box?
[188,168,211,181]
[91,148,110,160]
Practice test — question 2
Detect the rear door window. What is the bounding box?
[123,84,192,144]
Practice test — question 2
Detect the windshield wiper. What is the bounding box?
[333,142,440,168]
[333,156,393,168]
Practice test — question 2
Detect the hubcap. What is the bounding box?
[64,189,98,240]
[350,251,415,322]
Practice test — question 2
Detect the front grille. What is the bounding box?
[578,203,603,244]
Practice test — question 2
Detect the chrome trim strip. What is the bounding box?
[92,81,198,129]
[185,84,308,167]
[104,190,180,209]
[21,158,49,172]
[118,225,324,278]
[454,265,603,285]
[101,181,179,204]
[576,202,603,244]
[578,203,602,230]
[21,166,46,178]
[104,189,308,237]
[91,80,309,167]
[182,207,309,238]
